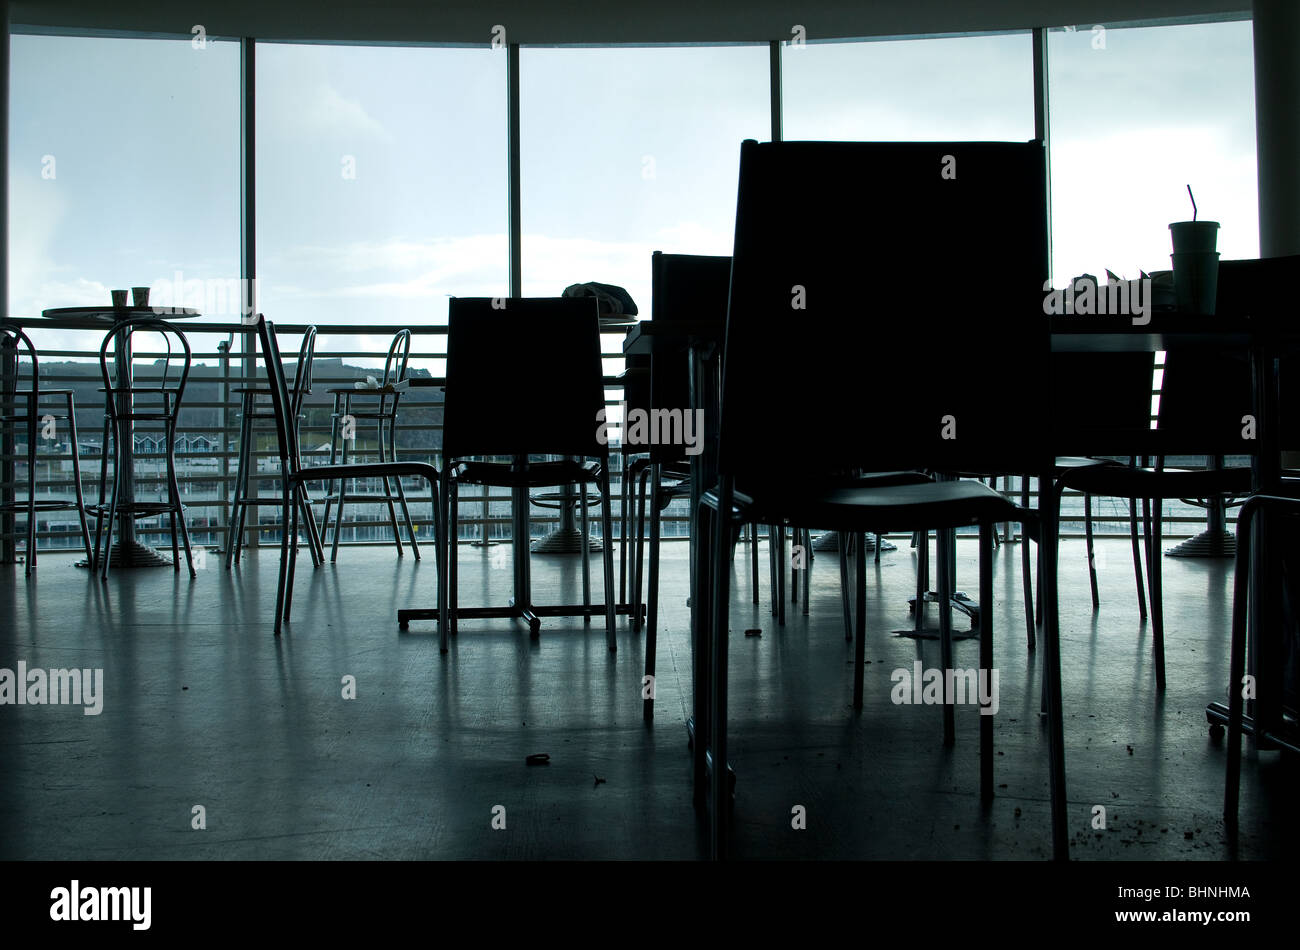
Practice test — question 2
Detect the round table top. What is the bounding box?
[40,306,201,326]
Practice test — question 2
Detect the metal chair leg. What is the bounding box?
[1129,496,1148,621]
[1085,493,1099,609]
[66,396,95,569]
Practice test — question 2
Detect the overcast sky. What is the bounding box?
[7,19,1259,366]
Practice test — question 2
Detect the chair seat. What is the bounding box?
[0,498,85,513]
[87,500,187,518]
[1,411,76,423]
[295,460,438,486]
[0,388,76,397]
[1058,464,1254,497]
[724,475,1017,534]
[450,458,603,488]
[957,457,1121,479]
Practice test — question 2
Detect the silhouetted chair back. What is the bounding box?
[719,139,1050,487]
[444,297,607,461]
[646,252,731,466]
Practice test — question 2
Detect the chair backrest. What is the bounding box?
[644,252,732,464]
[444,297,607,460]
[718,139,1049,487]
[290,326,318,419]
[1151,256,1293,458]
[99,317,192,419]
[381,329,412,387]
[0,323,39,399]
[1050,351,1157,460]
[256,314,307,478]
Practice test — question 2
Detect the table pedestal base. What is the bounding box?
[1167,528,1236,558]
[76,540,173,570]
[813,531,896,553]
[531,527,603,554]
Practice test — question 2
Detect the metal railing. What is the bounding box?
[1,319,1230,556]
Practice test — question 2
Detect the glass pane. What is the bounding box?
[8,33,240,332]
[782,33,1035,141]
[520,45,770,313]
[256,41,507,377]
[1048,21,1258,287]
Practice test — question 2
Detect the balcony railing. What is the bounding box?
[2,318,1237,557]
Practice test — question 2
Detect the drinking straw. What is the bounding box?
[1187,184,1198,222]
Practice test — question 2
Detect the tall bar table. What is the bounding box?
[38,306,200,568]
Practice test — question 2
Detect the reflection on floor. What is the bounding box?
[0,535,1294,860]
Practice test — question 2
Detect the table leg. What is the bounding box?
[1,335,16,563]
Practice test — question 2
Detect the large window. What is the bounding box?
[1048,21,1258,288]
[8,33,240,337]
[519,45,770,314]
[782,33,1035,141]
[255,42,507,376]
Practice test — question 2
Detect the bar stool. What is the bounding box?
[226,327,323,568]
[321,329,421,560]
[0,323,94,575]
[92,317,196,579]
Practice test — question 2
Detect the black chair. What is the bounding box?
[441,297,617,649]
[226,327,323,568]
[1218,254,1300,821]
[93,317,196,579]
[1054,268,1260,690]
[0,323,94,575]
[254,315,443,640]
[696,139,1062,859]
[321,329,422,560]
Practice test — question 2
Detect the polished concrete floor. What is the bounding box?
[0,532,1295,860]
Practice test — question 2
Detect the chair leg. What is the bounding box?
[1020,475,1036,651]
[768,524,779,617]
[25,411,37,575]
[389,416,420,559]
[321,394,341,544]
[852,531,868,708]
[839,531,853,641]
[750,522,760,604]
[66,398,94,569]
[632,465,651,632]
[875,532,882,565]
[802,527,811,616]
[435,476,449,653]
[624,460,634,605]
[448,480,459,634]
[645,467,663,718]
[284,483,300,620]
[581,481,592,621]
[272,479,292,636]
[1040,476,1070,860]
[937,526,955,747]
[1149,498,1166,690]
[1085,493,1099,610]
[1224,499,1254,822]
[101,427,122,583]
[331,406,349,562]
[600,470,617,652]
[166,427,196,577]
[92,417,110,573]
[979,521,995,802]
[1129,497,1148,621]
[776,525,787,626]
[298,488,322,569]
[790,526,799,606]
[915,529,928,632]
[709,484,735,860]
[377,417,405,558]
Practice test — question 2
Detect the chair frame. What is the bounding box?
[255,315,444,644]
[0,323,94,575]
